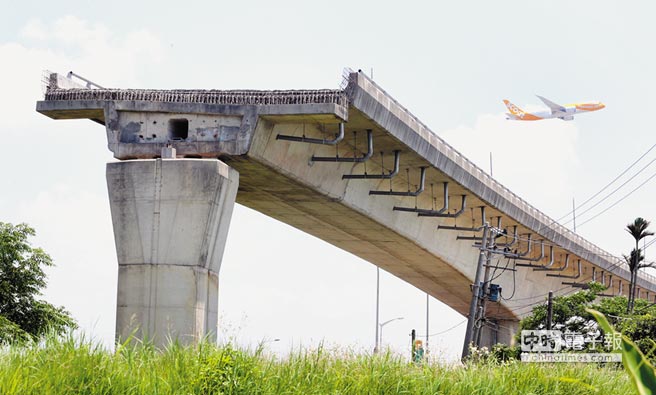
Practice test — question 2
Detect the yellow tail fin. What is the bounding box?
[503,99,526,117]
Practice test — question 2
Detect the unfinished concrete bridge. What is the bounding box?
[37,70,656,347]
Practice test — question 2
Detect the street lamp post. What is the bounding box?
[374,267,380,353]
[425,293,429,352]
[378,317,404,351]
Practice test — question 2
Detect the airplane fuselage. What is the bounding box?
[504,98,605,121]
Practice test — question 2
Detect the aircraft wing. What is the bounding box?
[536,95,567,114]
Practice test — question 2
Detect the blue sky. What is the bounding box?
[2,1,656,360]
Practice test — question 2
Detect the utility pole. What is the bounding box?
[489,152,493,177]
[425,293,429,352]
[410,329,416,360]
[547,291,554,330]
[461,222,490,361]
[474,232,495,346]
[374,267,380,353]
[572,198,577,233]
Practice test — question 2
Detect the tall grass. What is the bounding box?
[0,335,633,394]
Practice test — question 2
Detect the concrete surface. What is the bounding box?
[107,159,238,345]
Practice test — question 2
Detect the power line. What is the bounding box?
[643,237,656,251]
[419,319,467,337]
[510,263,639,316]
[504,257,635,315]
[564,142,656,221]
[576,169,656,228]
[512,287,583,315]
[561,156,656,226]
[500,259,517,300]
[506,284,576,310]
[531,141,656,235]
[452,148,656,352]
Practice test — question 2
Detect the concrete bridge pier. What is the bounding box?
[478,320,519,349]
[106,158,239,346]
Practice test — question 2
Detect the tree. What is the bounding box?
[0,222,76,342]
[623,247,654,313]
[626,218,654,313]
[518,282,605,338]
[517,284,656,362]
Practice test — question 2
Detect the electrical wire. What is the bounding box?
[513,271,611,314]
[505,274,598,311]
[482,232,656,305]
[480,319,517,335]
[500,259,517,300]
[566,142,656,217]
[576,170,656,228]
[643,237,656,251]
[512,287,582,315]
[447,147,656,316]
[506,286,571,311]
[532,141,656,235]
[490,239,628,290]
[560,154,656,226]
[473,235,633,307]
[418,319,467,337]
[505,283,572,302]
[489,258,511,283]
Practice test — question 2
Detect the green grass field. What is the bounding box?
[0,336,634,394]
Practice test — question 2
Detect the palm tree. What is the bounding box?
[625,217,654,312]
[623,248,655,312]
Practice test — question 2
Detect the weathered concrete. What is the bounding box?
[107,159,238,345]
[38,70,656,348]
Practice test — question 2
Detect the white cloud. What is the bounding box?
[51,15,112,48]
[439,113,580,218]
[20,19,48,40]
[0,16,166,131]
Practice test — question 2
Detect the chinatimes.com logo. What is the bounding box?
[520,330,622,363]
[521,353,621,363]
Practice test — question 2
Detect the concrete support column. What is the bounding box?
[107,159,238,345]
[479,320,518,348]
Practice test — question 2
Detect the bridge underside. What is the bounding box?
[227,108,523,322]
[228,154,505,318]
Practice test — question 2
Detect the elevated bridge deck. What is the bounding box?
[37,70,656,343]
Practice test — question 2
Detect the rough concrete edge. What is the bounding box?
[36,100,347,121]
[347,71,656,293]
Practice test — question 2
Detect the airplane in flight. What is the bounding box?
[504,96,605,121]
